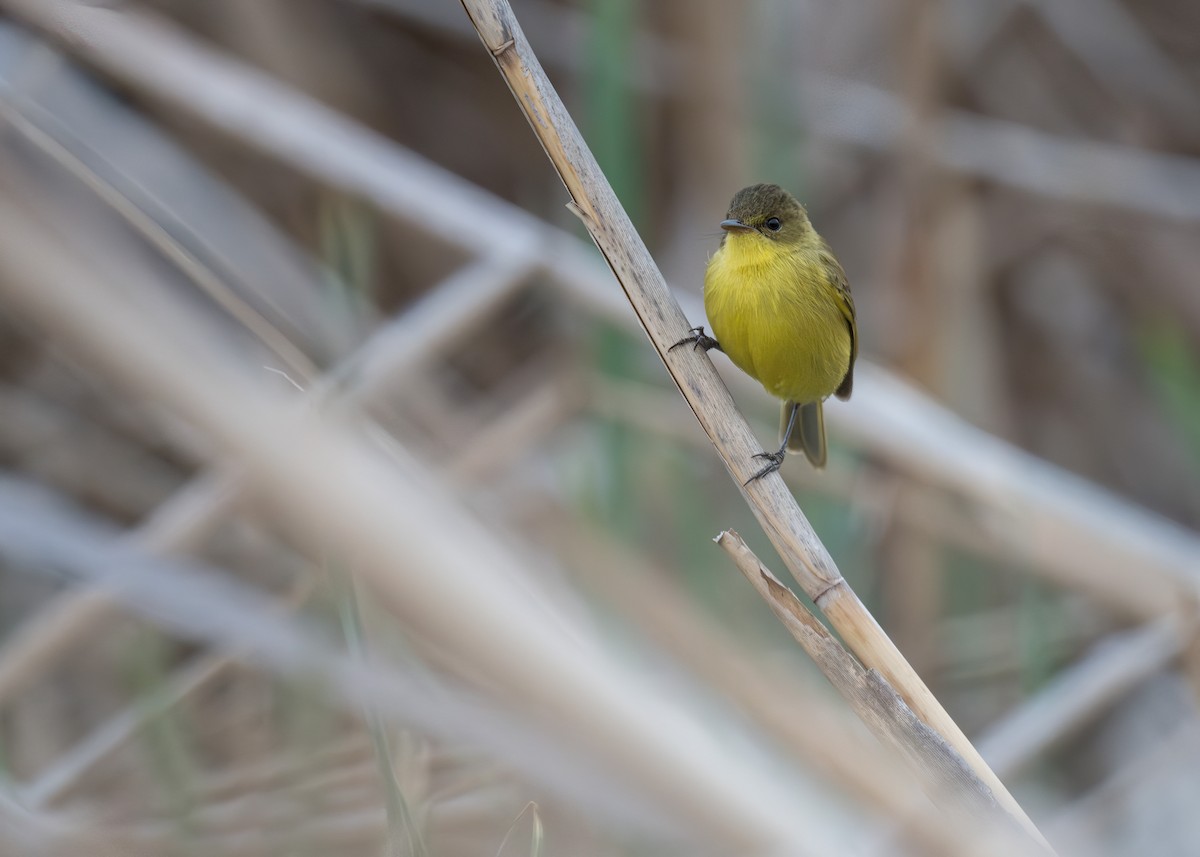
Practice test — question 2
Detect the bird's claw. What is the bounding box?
[669,326,722,353]
[745,450,786,485]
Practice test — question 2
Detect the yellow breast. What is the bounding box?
[703,233,851,404]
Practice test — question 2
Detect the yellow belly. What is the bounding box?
[703,238,851,404]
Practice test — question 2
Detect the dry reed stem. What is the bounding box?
[977,617,1188,778]
[7,265,544,809]
[0,0,564,267]
[0,198,825,857]
[1044,719,1200,852]
[445,372,580,486]
[0,176,534,805]
[714,531,1037,849]
[0,247,530,707]
[362,0,1200,221]
[5,0,1195,624]
[0,382,179,518]
[833,365,1199,620]
[0,472,764,853]
[0,796,154,857]
[326,252,535,411]
[542,514,1038,857]
[0,469,237,706]
[0,96,319,383]
[455,0,1045,842]
[24,576,316,808]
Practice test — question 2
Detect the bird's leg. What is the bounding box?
[669,326,722,353]
[745,402,799,484]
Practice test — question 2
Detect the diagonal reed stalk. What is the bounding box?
[454,0,1050,847]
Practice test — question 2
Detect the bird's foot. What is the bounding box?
[745,449,786,485]
[669,326,722,353]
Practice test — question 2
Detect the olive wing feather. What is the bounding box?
[820,243,857,400]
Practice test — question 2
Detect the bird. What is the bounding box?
[672,183,857,482]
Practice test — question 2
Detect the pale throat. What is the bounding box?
[716,232,811,273]
[717,234,782,270]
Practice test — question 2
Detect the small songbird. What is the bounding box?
[672,184,857,481]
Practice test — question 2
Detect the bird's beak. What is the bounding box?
[720,219,756,234]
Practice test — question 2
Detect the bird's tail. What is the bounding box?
[781,400,827,469]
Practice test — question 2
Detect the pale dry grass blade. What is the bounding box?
[0,792,152,857]
[493,801,542,857]
[332,573,429,857]
[23,574,315,809]
[24,651,228,809]
[797,73,1200,222]
[0,27,358,362]
[325,253,535,411]
[977,618,1188,779]
[0,380,180,519]
[444,372,581,487]
[1022,0,1200,122]
[1044,719,1200,855]
[0,476,684,845]
[0,0,562,263]
[0,96,318,383]
[0,250,534,713]
[833,365,1200,619]
[0,470,237,707]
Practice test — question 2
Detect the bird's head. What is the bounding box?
[720,184,811,245]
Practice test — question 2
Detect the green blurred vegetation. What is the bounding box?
[1139,316,1200,476]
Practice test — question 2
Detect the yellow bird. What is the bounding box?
[673,184,857,481]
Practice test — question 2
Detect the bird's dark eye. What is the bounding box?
[765,217,782,232]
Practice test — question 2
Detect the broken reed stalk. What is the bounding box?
[549,515,1035,857]
[716,531,1031,852]
[455,0,1047,844]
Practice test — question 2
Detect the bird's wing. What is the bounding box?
[820,242,857,400]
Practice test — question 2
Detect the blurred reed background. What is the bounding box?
[0,0,1199,854]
